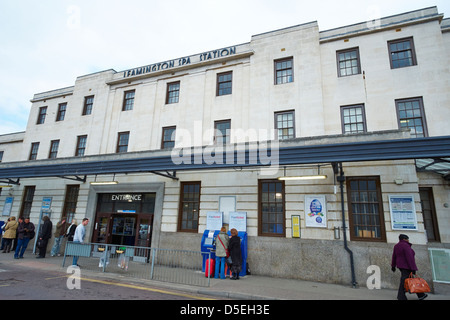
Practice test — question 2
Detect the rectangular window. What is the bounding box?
[275,57,294,84]
[56,103,67,121]
[49,140,60,159]
[388,37,417,69]
[161,126,176,149]
[166,82,180,104]
[419,187,440,242]
[337,48,361,77]
[62,185,80,223]
[75,135,87,157]
[29,142,39,160]
[20,186,36,219]
[116,132,130,153]
[275,111,295,140]
[122,90,135,111]
[83,96,94,115]
[37,106,47,124]
[214,120,231,145]
[178,182,201,232]
[217,72,232,96]
[341,104,367,134]
[0,151,3,163]
[347,177,386,242]
[259,180,285,237]
[395,97,428,138]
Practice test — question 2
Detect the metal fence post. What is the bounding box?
[150,247,156,280]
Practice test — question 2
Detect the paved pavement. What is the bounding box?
[1,249,449,300]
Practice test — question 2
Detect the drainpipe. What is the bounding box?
[336,162,357,288]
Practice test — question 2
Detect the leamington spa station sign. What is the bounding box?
[122,46,237,78]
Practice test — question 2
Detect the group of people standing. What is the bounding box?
[214,227,242,280]
[0,216,78,259]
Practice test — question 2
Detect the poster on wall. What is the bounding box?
[389,195,418,230]
[206,211,223,231]
[2,197,13,216]
[305,195,327,228]
[292,215,301,238]
[229,212,247,232]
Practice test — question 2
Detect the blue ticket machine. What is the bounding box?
[228,231,248,277]
[201,230,220,272]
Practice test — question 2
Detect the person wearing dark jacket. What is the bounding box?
[14,217,35,259]
[36,216,52,258]
[228,228,242,280]
[391,234,427,300]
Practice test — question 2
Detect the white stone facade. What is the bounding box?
[1,7,449,287]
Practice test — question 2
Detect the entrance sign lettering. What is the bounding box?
[111,194,142,201]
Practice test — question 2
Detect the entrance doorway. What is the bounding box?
[92,193,155,247]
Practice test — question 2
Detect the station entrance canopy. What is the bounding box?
[1,135,450,184]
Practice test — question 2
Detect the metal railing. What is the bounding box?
[62,242,211,287]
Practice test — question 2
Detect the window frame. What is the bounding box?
[37,106,47,125]
[216,71,233,96]
[20,186,36,219]
[336,47,361,77]
[166,81,180,104]
[122,90,135,111]
[83,96,94,115]
[388,37,417,69]
[161,126,176,150]
[177,181,201,233]
[274,57,294,85]
[29,142,40,160]
[214,119,231,145]
[56,103,67,122]
[75,135,87,157]
[62,185,80,223]
[274,110,296,140]
[48,140,60,159]
[258,179,286,237]
[346,176,386,242]
[395,97,428,138]
[340,104,367,134]
[116,131,130,153]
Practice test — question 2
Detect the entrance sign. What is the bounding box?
[206,211,223,231]
[305,195,327,228]
[389,195,418,230]
[229,212,247,232]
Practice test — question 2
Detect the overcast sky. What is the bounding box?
[0,0,449,135]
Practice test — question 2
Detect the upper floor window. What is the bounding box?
[83,96,94,115]
[388,37,417,69]
[56,103,67,121]
[217,72,232,96]
[49,140,60,159]
[275,110,295,140]
[29,142,39,160]
[395,97,428,138]
[341,104,366,134]
[161,126,176,149]
[214,120,231,145]
[274,57,293,84]
[116,132,130,153]
[75,135,87,157]
[166,82,180,104]
[37,107,47,124]
[122,90,135,111]
[337,47,361,77]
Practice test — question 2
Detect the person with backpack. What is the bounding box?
[14,217,35,259]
